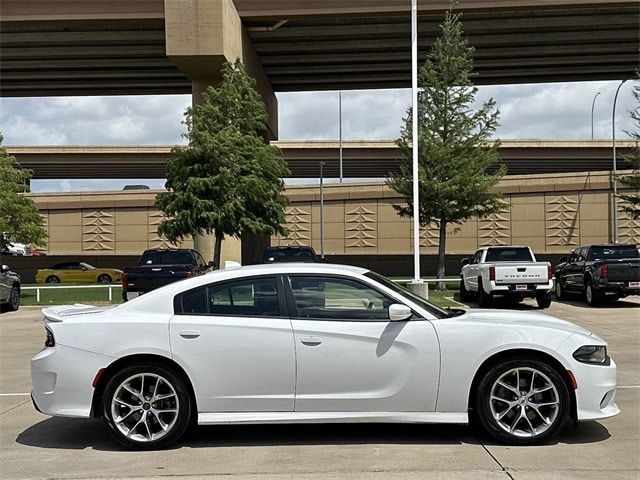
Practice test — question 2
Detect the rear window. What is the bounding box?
[141,250,194,265]
[484,247,533,262]
[587,246,639,261]
[263,248,316,263]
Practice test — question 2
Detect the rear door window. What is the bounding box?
[484,247,533,262]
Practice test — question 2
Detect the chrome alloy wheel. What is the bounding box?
[110,373,179,443]
[489,367,560,438]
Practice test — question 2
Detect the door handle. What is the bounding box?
[179,330,201,339]
[301,336,322,346]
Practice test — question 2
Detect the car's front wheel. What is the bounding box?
[45,275,60,284]
[8,286,20,311]
[475,358,570,445]
[103,364,192,450]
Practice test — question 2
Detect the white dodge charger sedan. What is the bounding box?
[31,263,619,449]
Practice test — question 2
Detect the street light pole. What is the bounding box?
[339,91,343,183]
[612,79,627,244]
[411,0,420,282]
[319,161,325,260]
[591,91,601,139]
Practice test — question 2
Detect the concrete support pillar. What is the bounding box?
[164,0,278,138]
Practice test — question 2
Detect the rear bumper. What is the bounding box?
[31,344,112,418]
[595,280,640,296]
[489,279,553,295]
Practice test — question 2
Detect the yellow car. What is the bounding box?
[35,262,123,284]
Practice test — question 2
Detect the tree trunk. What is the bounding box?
[213,231,224,270]
[436,220,447,291]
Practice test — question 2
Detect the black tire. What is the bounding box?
[102,363,192,450]
[554,277,564,300]
[45,275,60,284]
[584,283,601,306]
[97,274,112,284]
[478,280,493,308]
[459,278,470,302]
[475,357,570,445]
[536,291,552,309]
[8,286,20,311]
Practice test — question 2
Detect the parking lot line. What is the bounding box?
[0,393,30,396]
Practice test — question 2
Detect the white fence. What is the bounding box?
[22,284,122,303]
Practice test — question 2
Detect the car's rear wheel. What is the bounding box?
[103,364,192,450]
[536,291,552,309]
[477,280,493,308]
[8,286,20,311]
[555,278,564,300]
[585,283,600,306]
[459,278,470,302]
[97,274,112,284]
[475,358,570,445]
[45,275,60,284]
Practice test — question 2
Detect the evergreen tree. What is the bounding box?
[387,10,505,289]
[618,77,640,220]
[156,60,290,268]
[0,133,47,252]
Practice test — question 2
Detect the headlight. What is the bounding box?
[573,345,609,365]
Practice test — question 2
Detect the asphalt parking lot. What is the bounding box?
[1,297,638,480]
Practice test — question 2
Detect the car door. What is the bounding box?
[286,274,440,412]
[563,248,583,291]
[170,275,296,412]
[465,250,482,292]
[0,268,9,303]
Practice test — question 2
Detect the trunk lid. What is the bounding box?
[492,262,550,285]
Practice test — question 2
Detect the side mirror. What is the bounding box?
[207,261,215,268]
[560,256,568,263]
[389,303,412,321]
[1,264,9,273]
[461,258,469,266]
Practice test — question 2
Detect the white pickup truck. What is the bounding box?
[459,246,553,309]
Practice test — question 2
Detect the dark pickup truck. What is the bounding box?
[554,244,640,306]
[121,248,211,301]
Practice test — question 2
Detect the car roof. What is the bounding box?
[210,262,367,276]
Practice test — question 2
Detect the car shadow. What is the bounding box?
[16,417,610,451]
[552,295,640,309]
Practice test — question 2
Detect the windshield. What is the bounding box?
[364,271,450,319]
[485,247,533,262]
[588,245,639,261]
[263,249,316,262]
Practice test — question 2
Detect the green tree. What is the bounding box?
[156,60,290,268]
[387,10,505,289]
[618,78,640,220]
[0,133,47,252]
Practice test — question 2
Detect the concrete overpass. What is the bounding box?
[6,140,635,179]
[1,0,638,97]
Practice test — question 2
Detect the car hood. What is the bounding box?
[460,309,592,337]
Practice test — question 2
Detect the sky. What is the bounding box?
[0,80,637,192]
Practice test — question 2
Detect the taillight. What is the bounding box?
[489,266,496,281]
[120,272,127,287]
[185,271,193,278]
[600,263,608,279]
[548,264,553,280]
[44,327,55,347]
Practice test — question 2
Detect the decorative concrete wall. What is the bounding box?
[28,170,639,259]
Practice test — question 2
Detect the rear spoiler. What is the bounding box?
[42,304,107,323]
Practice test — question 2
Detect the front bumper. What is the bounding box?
[31,344,112,418]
